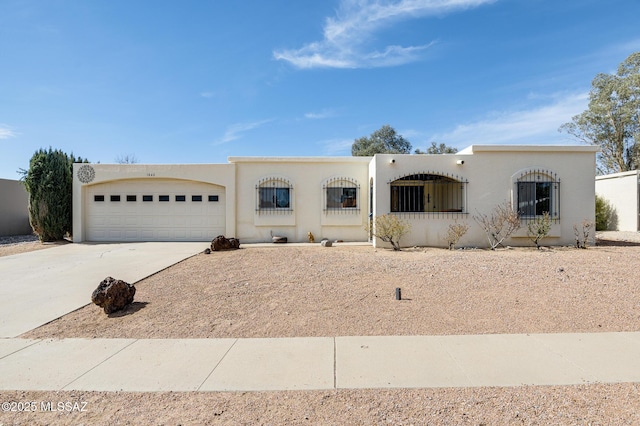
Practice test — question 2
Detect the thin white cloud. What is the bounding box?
[431,92,588,147]
[321,138,354,155]
[200,91,215,98]
[214,119,273,145]
[397,128,424,140]
[0,124,17,140]
[607,38,640,57]
[304,109,336,119]
[274,0,496,69]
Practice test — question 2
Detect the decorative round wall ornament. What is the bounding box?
[77,165,95,183]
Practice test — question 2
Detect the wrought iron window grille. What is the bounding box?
[388,172,468,218]
[323,177,360,214]
[256,177,294,214]
[515,169,560,223]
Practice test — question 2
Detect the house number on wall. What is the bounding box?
[147,173,156,177]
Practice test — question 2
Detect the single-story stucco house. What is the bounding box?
[72,144,599,248]
[595,170,640,232]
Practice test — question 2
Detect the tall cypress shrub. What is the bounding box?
[595,194,615,231]
[22,148,83,242]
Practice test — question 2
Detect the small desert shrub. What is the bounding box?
[443,221,469,250]
[527,212,551,250]
[595,195,615,231]
[473,201,521,250]
[365,214,411,251]
[574,219,595,249]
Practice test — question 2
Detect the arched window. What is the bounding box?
[323,177,360,213]
[256,177,293,213]
[389,173,467,216]
[515,170,560,222]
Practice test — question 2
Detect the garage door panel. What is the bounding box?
[173,230,187,239]
[91,216,107,226]
[187,230,207,240]
[141,230,155,239]
[86,179,225,242]
[121,216,134,225]
[156,216,171,226]
[156,230,170,240]
[188,217,204,226]
[124,230,139,240]
[91,230,107,240]
[141,216,154,226]
[187,204,201,214]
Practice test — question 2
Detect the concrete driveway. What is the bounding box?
[0,242,205,337]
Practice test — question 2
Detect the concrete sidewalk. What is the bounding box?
[1,332,639,392]
[0,242,205,337]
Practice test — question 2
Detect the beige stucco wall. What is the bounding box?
[73,163,236,242]
[230,156,371,243]
[371,145,598,248]
[0,178,31,236]
[71,146,597,247]
[595,170,638,232]
[371,152,470,248]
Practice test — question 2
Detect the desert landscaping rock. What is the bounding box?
[211,235,240,251]
[91,276,136,314]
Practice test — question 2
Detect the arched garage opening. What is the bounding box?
[84,178,225,241]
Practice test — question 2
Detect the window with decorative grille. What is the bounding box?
[515,170,560,222]
[324,178,359,212]
[389,173,467,217]
[256,178,293,213]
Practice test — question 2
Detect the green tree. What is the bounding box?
[21,148,87,242]
[415,142,458,154]
[595,194,616,231]
[351,125,412,156]
[559,52,640,174]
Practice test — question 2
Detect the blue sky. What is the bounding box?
[1,0,639,179]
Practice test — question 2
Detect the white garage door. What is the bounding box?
[85,179,225,242]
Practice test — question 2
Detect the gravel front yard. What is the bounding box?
[1,233,640,424]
